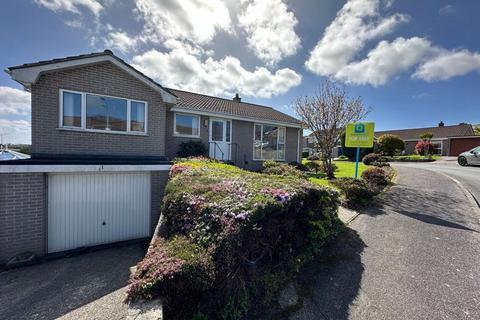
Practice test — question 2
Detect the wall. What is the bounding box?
[0,173,46,265]
[150,171,169,234]
[165,110,209,160]
[31,62,167,158]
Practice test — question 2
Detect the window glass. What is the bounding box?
[62,92,82,127]
[278,143,285,160]
[86,94,127,131]
[262,125,278,160]
[175,114,199,136]
[226,121,231,142]
[211,120,224,141]
[278,127,285,143]
[131,101,146,132]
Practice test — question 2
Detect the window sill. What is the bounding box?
[173,133,201,138]
[57,127,148,136]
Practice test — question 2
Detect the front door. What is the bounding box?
[209,118,231,161]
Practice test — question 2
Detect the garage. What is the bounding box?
[47,172,151,253]
[448,136,480,156]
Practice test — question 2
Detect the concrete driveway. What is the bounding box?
[290,165,480,320]
[0,242,147,320]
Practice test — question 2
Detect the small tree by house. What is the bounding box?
[377,134,405,156]
[420,132,434,141]
[415,140,434,155]
[294,80,370,179]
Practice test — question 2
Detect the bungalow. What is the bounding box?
[375,122,478,156]
[0,50,302,265]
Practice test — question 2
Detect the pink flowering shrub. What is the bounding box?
[415,140,434,155]
[127,158,341,319]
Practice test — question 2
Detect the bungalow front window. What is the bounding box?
[174,113,200,137]
[59,89,147,134]
[253,124,286,161]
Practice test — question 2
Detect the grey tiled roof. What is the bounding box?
[169,89,302,126]
[375,124,474,140]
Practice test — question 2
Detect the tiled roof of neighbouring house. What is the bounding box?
[375,124,474,140]
[169,88,302,126]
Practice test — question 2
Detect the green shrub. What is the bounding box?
[289,161,309,172]
[330,177,376,208]
[306,154,320,161]
[177,140,207,157]
[377,134,405,156]
[302,151,309,158]
[336,155,349,161]
[321,161,338,173]
[361,167,390,191]
[304,161,322,174]
[371,161,390,168]
[262,160,304,178]
[128,159,341,319]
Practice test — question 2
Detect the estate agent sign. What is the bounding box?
[345,122,375,178]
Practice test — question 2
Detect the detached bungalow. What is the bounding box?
[375,122,478,156]
[0,50,302,265]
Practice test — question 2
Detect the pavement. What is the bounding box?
[0,242,147,320]
[290,165,480,320]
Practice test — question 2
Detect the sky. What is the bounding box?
[1,0,480,144]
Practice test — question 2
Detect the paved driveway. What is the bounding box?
[291,166,480,320]
[0,242,147,320]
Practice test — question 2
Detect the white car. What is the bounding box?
[458,146,480,166]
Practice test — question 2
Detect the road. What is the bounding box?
[291,165,480,320]
[393,158,480,205]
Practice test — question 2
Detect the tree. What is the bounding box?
[377,134,405,156]
[294,80,370,179]
[420,132,433,141]
[415,140,434,155]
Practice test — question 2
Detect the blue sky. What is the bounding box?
[1,0,480,144]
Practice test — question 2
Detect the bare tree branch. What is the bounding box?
[294,79,370,179]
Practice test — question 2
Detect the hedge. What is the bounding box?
[127,158,341,319]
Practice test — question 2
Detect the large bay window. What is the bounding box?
[174,113,200,137]
[253,123,286,160]
[59,89,147,134]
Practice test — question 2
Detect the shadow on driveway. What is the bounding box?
[289,227,366,320]
[362,182,479,233]
[0,242,147,320]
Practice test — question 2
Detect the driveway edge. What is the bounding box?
[438,172,480,214]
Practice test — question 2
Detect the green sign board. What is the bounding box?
[345,122,375,148]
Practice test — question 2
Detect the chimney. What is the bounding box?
[438,121,445,127]
[233,93,241,103]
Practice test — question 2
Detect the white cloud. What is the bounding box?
[336,37,433,86]
[0,119,31,144]
[104,31,138,53]
[131,41,301,98]
[439,4,455,15]
[34,0,103,17]
[238,0,300,66]
[0,87,31,116]
[305,0,409,76]
[135,0,232,45]
[414,50,480,82]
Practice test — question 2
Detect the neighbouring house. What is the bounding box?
[0,50,302,265]
[303,132,341,157]
[375,122,479,156]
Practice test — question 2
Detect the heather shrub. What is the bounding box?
[361,167,390,191]
[330,177,376,208]
[128,158,341,319]
[177,140,208,157]
[304,161,322,173]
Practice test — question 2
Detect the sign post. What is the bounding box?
[345,122,375,178]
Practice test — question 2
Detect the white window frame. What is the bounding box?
[58,89,148,135]
[431,140,443,155]
[253,123,286,161]
[173,112,201,138]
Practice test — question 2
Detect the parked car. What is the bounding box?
[458,146,480,166]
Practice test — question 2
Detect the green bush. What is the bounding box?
[262,160,305,178]
[330,177,376,208]
[377,134,405,156]
[289,161,309,172]
[177,140,207,157]
[302,151,309,158]
[361,167,390,191]
[336,155,349,161]
[304,161,322,174]
[306,154,320,161]
[128,158,341,319]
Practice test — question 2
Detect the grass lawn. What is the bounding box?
[302,159,371,187]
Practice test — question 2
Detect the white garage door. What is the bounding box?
[48,172,151,253]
